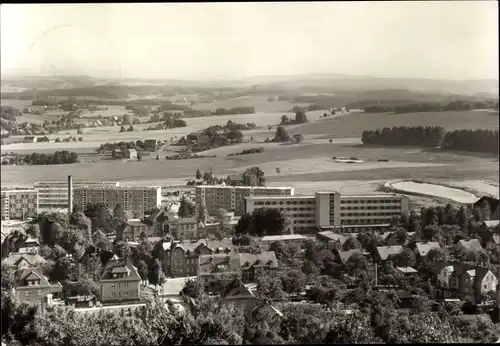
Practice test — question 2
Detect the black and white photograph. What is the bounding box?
[0,1,499,344]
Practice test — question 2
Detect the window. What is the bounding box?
[124,292,128,297]
[111,283,116,288]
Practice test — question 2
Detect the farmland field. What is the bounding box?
[191,95,310,113]
[1,110,326,154]
[291,110,500,138]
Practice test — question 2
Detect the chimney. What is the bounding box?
[68,175,73,214]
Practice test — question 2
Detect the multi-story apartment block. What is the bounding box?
[99,256,141,303]
[14,268,62,304]
[73,186,161,219]
[245,191,409,234]
[34,180,119,211]
[195,185,293,217]
[245,195,317,233]
[1,189,39,221]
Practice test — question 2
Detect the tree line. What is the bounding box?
[211,107,255,116]
[21,151,79,165]
[361,126,499,154]
[363,100,498,114]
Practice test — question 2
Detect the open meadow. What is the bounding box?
[191,95,310,113]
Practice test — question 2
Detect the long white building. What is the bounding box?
[245,191,409,233]
[34,180,119,212]
[195,185,294,216]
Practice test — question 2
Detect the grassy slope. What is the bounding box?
[289,110,500,137]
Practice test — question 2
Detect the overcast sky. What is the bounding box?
[1,2,498,80]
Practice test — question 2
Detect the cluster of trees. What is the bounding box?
[234,207,291,238]
[225,120,256,131]
[145,116,187,131]
[55,136,83,143]
[228,147,264,156]
[1,106,20,121]
[125,104,150,118]
[97,140,160,153]
[22,151,78,165]
[363,100,498,114]
[442,129,499,154]
[271,127,305,143]
[211,107,255,116]
[147,111,183,123]
[178,196,197,218]
[361,126,499,154]
[280,110,309,126]
[119,125,135,133]
[361,126,445,147]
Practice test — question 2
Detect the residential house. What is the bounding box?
[373,245,404,262]
[260,234,309,250]
[219,278,283,325]
[188,131,210,144]
[99,256,141,303]
[18,237,40,254]
[65,295,97,308]
[23,136,37,143]
[458,239,483,252]
[150,209,174,237]
[473,196,500,221]
[168,217,200,240]
[14,268,62,304]
[382,232,401,246]
[486,234,500,251]
[435,262,498,303]
[2,252,47,270]
[122,148,138,160]
[198,251,278,290]
[227,173,258,187]
[161,239,234,277]
[415,242,441,258]
[116,219,153,241]
[316,231,347,250]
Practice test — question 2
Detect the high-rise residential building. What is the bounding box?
[1,189,39,221]
[245,191,409,233]
[73,185,161,218]
[195,185,294,216]
[34,180,120,212]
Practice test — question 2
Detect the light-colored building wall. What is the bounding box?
[99,281,140,301]
[34,181,119,211]
[245,196,316,232]
[1,190,39,221]
[196,185,294,217]
[316,192,341,227]
[73,186,161,218]
[339,194,409,230]
[16,286,52,304]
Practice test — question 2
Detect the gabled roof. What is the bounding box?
[220,278,255,299]
[100,257,140,281]
[376,245,404,260]
[17,268,54,288]
[396,267,418,274]
[415,242,441,257]
[474,196,499,211]
[318,231,347,243]
[2,252,46,267]
[458,239,483,251]
[482,220,500,228]
[337,249,363,264]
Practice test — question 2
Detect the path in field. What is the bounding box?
[389,180,478,204]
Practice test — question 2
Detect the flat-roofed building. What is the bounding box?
[1,189,39,221]
[73,185,161,219]
[244,191,409,234]
[195,185,294,217]
[34,181,119,211]
[245,195,316,233]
